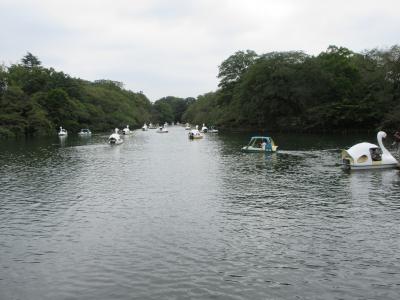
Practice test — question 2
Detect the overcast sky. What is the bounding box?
[1,0,399,101]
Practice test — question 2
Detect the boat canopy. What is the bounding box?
[342,142,377,161]
[248,136,272,145]
[247,136,275,150]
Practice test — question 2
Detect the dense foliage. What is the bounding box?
[150,96,194,124]
[0,53,152,138]
[2,46,400,138]
[183,46,400,132]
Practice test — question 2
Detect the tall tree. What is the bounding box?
[0,64,7,96]
[21,52,41,69]
[217,50,258,90]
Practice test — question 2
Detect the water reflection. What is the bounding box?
[1,129,400,300]
[349,169,400,207]
[58,135,66,145]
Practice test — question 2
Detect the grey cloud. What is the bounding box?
[1,0,399,100]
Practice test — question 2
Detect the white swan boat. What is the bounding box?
[201,123,208,133]
[185,123,191,130]
[188,129,203,139]
[108,128,124,145]
[122,125,131,135]
[157,126,168,133]
[142,123,148,131]
[58,126,68,136]
[148,123,157,129]
[208,126,219,133]
[78,128,91,136]
[241,136,278,153]
[341,131,399,170]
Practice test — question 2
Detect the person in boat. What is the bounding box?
[394,131,400,142]
[261,140,266,150]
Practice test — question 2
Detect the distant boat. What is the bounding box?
[208,126,218,133]
[58,126,68,136]
[201,123,208,133]
[241,136,278,153]
[185,123,191,130]
[142,123,148,131]
[157,126,168,133]
[122,125,131,135]
[108,128,124,145]
[341,131,398,170]
[78,128,91,136]
[188,129,203,139]
[148,123,157,129]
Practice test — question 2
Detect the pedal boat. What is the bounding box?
[108,128,124,145]
[341,131,398,170]
[241,136,278,153]
[188,129,203,139]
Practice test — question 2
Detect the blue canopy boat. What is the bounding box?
[241,136,278,153]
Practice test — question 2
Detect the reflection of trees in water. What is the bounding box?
[349,169,400,207]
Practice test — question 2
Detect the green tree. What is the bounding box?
[0,64,7,96]
[217,50,258,90]
[151,100,174,124]
[21,52,41,69]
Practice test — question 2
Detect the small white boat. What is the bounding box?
[208,126,219,133]
[157,126,168,133]
[122,125,131,135]
[78,128,91,136]
[185,123,191,130]
[188,129,203,139]
[148,123,157,129]
[241,136,278,153]
[341,131,399,170]
[164,122,168,127]
[58,126,68,136]
[201,123,208,133]
[108,128,124,145]
[142,123,148,131]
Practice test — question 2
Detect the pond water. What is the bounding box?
[1,127,400,299]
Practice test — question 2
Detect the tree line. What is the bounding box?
[0,53,153,138]
[2,46,400,138]
[0,53,199,138]
[183,45,400,133]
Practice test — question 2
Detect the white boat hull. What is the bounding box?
[241,145,278,153]
[343,161,398,170]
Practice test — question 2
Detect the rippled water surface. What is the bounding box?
[1,128,400,299]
